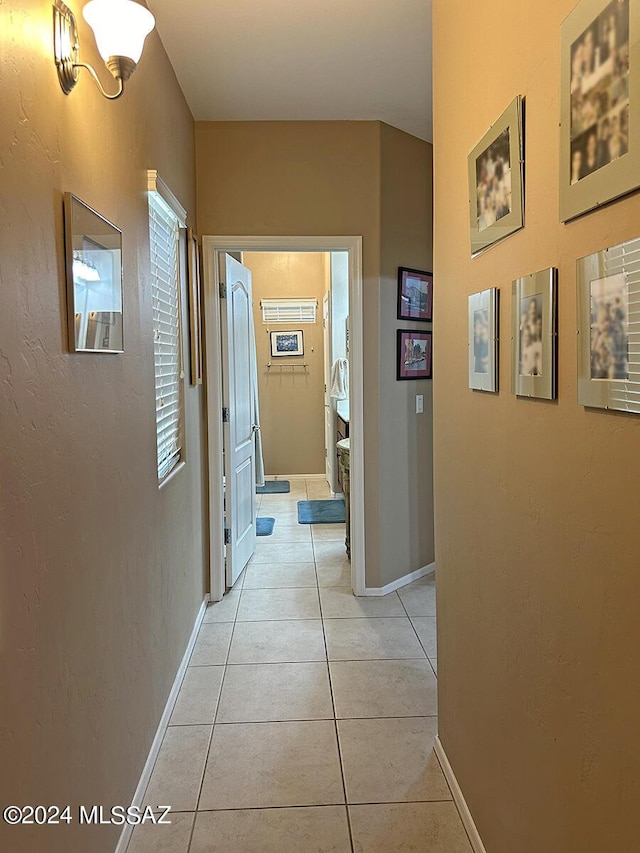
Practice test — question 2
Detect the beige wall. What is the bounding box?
[380,123,435,578]
[0,4,205,852]
[433,2,640,851]
[243,252,327,475]
[196,120,434,587]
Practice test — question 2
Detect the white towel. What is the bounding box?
[330,358,349,400]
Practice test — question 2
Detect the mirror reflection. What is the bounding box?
[65,194,123,352]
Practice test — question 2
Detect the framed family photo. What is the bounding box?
[560,0,639,221]
[468,96,525,256]
[397,267,433,321]
[468,288,499,392]
[511,268,558,400]
[577,236,640,412]
[270,330,304,357]
[397,330,432,380]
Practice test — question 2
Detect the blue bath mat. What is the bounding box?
[256,517,276,536]
[256,480,291,494]
[297,500,346,524]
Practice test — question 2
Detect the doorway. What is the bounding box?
[202,236,365,603]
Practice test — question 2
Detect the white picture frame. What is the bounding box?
[270,330,304,357]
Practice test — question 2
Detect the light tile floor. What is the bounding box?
[128,479,468,852]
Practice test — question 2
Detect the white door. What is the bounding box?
[323,293,335,491]
[220,254,257,587]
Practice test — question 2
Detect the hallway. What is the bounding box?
[128,479,467,852]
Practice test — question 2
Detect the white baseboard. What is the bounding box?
[364,561,436,596]
[115,597,208,853]
[434,736,487,853]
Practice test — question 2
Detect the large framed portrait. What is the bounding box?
[468,288,499,392]
[468,97,525,257]
[560,0,639,221]
[577,236,640,412]
[512,269,558,400]
[397,267,433,321]
[63,193,123,353]
[397,330,432,380]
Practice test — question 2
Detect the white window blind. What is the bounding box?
[149,189,184,481]
[261,297,317,324]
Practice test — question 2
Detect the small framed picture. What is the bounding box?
[397,267,433,321]
[270,330,304,357]
[397,330,432,380]
[512,269,558,400]
[468,288,499,392]
[577,236,640,412]
[560,0,637,222]
[468,96,525,256]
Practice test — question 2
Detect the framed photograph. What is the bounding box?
[577,236,640,412]
[63,193,123,353]
[468,96,525,256]
[397,267,433,321]
[512,269,558,400]
[397,329,432,380]
[561,0,638,221]
[187,228,203,385]
[468,288,499,392]
[270,330,304,357]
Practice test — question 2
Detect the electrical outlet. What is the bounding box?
[416,394,424,414]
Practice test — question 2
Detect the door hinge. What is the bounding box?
[224,527,231,546]
[222,407,230,422]
[219,281,227,299]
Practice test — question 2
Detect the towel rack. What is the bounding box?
[266,362,309,371]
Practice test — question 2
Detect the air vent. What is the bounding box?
[261,298,317,324]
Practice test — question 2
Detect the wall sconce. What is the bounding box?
[53,0,155,100]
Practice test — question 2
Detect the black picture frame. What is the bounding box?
[397,267,433,321]
[397,329,433,380]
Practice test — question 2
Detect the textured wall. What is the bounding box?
[433,1,640,850]
[243,252,327,475]
[196,120,434,588]
[0,3,205,851]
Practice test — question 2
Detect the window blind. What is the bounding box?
[149,191,183,481]
[261,298,317,324]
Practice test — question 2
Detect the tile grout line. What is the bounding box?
[185,569,242,853]
[316,533,356,853]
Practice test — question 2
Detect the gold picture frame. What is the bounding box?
[468,288,499,392]
[560,0,638,221]
[577,236,640,412]
[467,97,525,257]
[511,268,558,400]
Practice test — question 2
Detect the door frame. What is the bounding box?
[202,235,365,601]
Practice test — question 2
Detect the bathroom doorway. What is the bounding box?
[201,236,365,603]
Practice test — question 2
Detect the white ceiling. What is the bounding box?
[147,0,432,142]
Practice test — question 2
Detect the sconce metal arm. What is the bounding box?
[72,62,125,100]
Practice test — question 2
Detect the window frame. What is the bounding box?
[147,170,188,484]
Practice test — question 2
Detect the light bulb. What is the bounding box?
[82,0,155,65]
